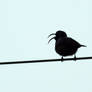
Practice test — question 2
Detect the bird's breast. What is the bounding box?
[55,38,79,56]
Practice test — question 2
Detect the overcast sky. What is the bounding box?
[0,0,92,92]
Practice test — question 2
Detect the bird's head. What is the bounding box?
[48,30,67,43]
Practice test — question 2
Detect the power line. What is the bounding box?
[0,56,92,65]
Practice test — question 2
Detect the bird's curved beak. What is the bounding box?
[48,33,55,38]
[48,37,55,43]
[48,33,55,44]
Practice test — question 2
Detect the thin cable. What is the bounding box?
[0,56,92,65]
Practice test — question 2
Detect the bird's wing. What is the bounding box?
[66,37,81,48]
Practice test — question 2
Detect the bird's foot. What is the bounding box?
[74,55,76,61]
[61,56,64,62]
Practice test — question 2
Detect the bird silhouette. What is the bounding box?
[48,30,86,61]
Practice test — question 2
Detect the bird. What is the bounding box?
[48,30,86,61]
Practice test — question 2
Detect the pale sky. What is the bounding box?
[0,0,92,92]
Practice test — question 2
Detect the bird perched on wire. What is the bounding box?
[48,30,86,61]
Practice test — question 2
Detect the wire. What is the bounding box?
[0,56,92,65]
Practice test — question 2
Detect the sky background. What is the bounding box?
[0,0,92,92]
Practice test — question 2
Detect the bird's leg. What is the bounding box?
[61,56,64,62]
[74,54,76,61]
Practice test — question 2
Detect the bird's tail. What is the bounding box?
[80,45,87,47]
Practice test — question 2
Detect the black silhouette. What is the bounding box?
[48,30,86,61]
